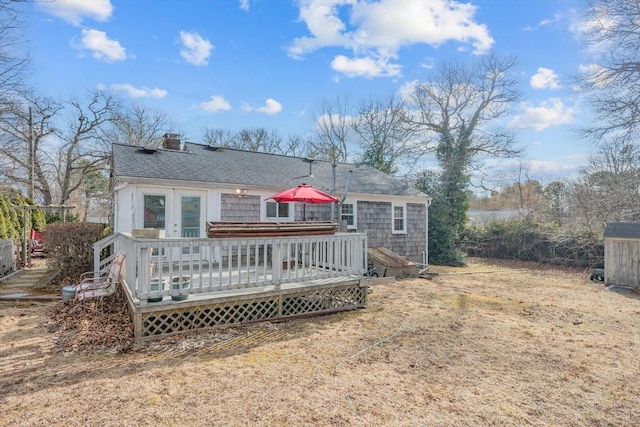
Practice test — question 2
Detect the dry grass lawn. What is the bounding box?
[1,259,639,426]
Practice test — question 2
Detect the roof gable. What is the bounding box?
[604,222,640,239]
[112,142,429,199]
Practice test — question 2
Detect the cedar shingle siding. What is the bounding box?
[357,201,426,259]
[297,204,331,222]
[221,194,261,222]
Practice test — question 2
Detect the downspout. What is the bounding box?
[331,161,336,221]
[425,197,432,267]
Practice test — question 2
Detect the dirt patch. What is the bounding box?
[1,259,639,426]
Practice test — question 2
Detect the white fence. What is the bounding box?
[0,239,15,277]
[95,232,367,305]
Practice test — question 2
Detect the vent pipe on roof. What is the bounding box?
[162,133,181,150]
[302,158,314,177]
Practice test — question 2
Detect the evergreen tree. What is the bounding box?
[415,170,466,266]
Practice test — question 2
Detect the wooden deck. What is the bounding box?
[95,231,370,341]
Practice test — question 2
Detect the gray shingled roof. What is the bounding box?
[112,142,428,199]
[604,222,640,239]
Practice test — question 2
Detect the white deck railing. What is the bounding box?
[95,232,367,305]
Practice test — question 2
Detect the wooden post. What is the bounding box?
[20,207,30,268]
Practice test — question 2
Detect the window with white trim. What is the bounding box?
[143,194,166,256]
[144,194,166,230]
[392,203,406,233]
[341,203,356,229]
[266,200,290,220]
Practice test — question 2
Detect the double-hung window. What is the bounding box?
[266,201,290,220]
[392,203,406,234]
[341,203,356,229]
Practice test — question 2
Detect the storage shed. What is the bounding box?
[604,222,640,288]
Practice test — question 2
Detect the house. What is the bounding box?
[94,133,429,340]
[111,134,431,264]
[86,208,109,224]
[603,222,640,288]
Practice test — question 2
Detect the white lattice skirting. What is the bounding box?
[129,280,367,341]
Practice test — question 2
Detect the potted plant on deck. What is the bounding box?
[171,275,190,301]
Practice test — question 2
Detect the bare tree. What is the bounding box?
[0,92,62,204]
[54,90,121,206]
[106,104,175,148]
[236,127,281,152]
[0,90,119,206]
[202,127,237,147]
[578,0,640,143]
[408,54,521,232]
[567,138,640,231]
[202,126,308,156]
[280,134,313,157]
[352,94,422,175]
[0,0,29,102]
[311,96,352,163]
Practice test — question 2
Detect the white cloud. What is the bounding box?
[313,113,356,133]
[509,98,574,131]
[76,29,127,62]
[201,95,232,112]
[243,98,284,115]
[287,0,494,77]
[420,57,436,70]
[179,31,214,66]
[398,79,419,101]
[255,98,283,115]
[524,12,563,31]
[41,0,113,26]
[239,0,250,11]
[530,67,561,90]
[539,12,562,27]
[474,156,585,186]
[111,84,167,98]
[526,157,586,176]
[331,55,401,78]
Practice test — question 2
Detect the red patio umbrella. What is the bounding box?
[267,183,340,220]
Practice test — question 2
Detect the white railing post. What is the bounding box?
[360,234,367,275]
[138,243,150,303]
[272,240,282,288]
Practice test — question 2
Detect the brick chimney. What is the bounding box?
[162,133,181,150]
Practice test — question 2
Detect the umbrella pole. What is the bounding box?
[303,203,306,221]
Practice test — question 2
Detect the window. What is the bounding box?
[181,196,201,238]
[144,194,166,257]
[266,201,290,219]
[181,196,201,255]
[144,195,166,230]
[392,203,406,233]
[341,203,356,229]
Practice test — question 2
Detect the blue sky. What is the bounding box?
[27,0,592,186]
